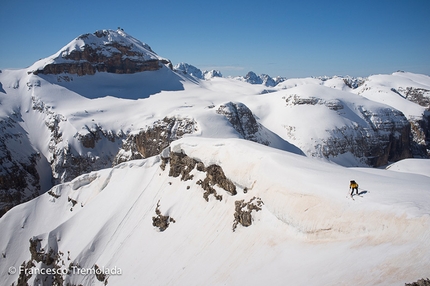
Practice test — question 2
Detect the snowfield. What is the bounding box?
[0,29,429,285]
[1,138,430,285]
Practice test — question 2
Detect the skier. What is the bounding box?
[350,180,359,197]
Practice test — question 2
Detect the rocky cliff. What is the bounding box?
[283,91,412,167]
[216,102,270,145]
[113,117,198,166]
[0,116,40,217]
[31,29,172,76]
[393,86,430,157]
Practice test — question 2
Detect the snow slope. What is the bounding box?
[386,158,430,177]
[0,138,429,285]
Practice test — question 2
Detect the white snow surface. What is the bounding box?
[0,138,429,285]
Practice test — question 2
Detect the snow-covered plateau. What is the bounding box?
[0,29,429,285]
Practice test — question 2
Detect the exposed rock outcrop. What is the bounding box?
[16,237,66,286]
[392,87,430,157]
[343,77,366,89]
[232,197,263,231]
[396,87,430,107]
[32,93,124,186]
[113,117,198,166]
[152,200,175,232]
[284,94,412,166]
[217,102,270,145]
[409,112,430,157]
[405,278,430,286]
[0,116,41,217]
[167,152,198,181]
[201,165,237,197]
[162,149,237,201]
[34,58,168,76]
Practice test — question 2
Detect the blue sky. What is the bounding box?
[1,0,429,78]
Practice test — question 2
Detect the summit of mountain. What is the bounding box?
[28,29,172,76]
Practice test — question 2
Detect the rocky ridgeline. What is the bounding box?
[161,150,236,202]
[52,116,198,186]
[113,117,198,166]
[216,102,270,145]
[160,149,263,231]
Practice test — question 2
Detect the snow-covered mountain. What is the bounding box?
[173,62,222,80]
[0,29,430,285]
[28,29,172,76]
[234,71,277,87]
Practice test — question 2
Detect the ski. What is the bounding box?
[347,194,363,200]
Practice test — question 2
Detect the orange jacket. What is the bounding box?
[350,182,358,189]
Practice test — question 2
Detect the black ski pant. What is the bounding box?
[350,187,358,196]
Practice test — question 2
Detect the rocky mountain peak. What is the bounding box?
[236,71,277,87]
[29,29,172,76]
[173,62,222,80]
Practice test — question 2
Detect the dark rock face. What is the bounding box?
[113,117,198,166]
[285,94,413,167]
[162,150,236,201]
[0,117,41,217]
[343,77,366,89]
[34,57,167,76]
[76,124,117,149]
[13,237,74,286]
[232,197,263,231]
[409,111,430,157]
[217,102,269,145]
[152,200,175,232]
[405,278,430,286]
[392,87,430,157]
[204,165,237,196]
[396,87,430,107]
[325,107,412,167]
[168,152,198,181]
